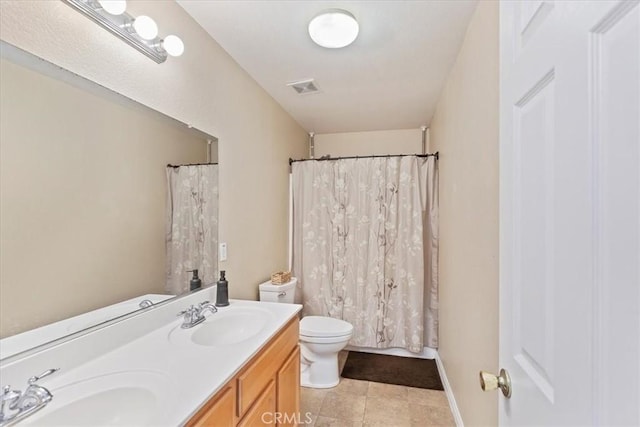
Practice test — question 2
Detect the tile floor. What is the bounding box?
[299,351,456,427]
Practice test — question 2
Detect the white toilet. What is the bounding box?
[259,278,353,389]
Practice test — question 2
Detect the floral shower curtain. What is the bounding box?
[292,156,438,353]
[165,164,218,295]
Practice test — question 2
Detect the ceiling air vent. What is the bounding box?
[287,79,320,95]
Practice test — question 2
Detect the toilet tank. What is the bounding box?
[259,277,297,303]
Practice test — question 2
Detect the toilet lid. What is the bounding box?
[300,316,353,338]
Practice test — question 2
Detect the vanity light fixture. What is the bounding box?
[97,0,126,15]
[162,35,185,57]
[63,0,184,63]
[308,9,359,49]
[132,15,158,40]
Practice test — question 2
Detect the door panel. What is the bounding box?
[590,2,640,424]
[517,1,554,51]
[512,70,556,403]
[500,1,640,424]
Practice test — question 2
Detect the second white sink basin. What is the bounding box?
[169,307,274,347]
[21,371,169,426]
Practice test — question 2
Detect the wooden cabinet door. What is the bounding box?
[276,346,300,427]
[238,380,276,427]
[187,384,235,427]
[236,320,298,418]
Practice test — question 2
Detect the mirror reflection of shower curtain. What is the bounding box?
[292,156,439,353]
[165,164,218,295]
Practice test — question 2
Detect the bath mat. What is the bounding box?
[341,351,444,390]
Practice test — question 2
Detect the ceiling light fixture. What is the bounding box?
[308,9,359,49]
[63,0,184,63]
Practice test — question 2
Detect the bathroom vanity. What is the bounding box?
[0,287,302,426]
[187,318,299,426]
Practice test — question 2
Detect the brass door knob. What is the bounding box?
[479,368,512,398]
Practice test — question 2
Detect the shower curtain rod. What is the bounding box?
[166,162,218,168]
[288,152,439,166]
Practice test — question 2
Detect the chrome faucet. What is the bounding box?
[0,368,59,427]
[177,301,217,329]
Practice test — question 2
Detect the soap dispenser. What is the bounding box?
[188,269,202,291]
[216,271,229,307]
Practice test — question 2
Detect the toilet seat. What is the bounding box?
[300,316,354,338]
[299,334,351,344]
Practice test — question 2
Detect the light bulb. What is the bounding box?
[163,35,184,57]
[133,15,158,40]
[309,9,359,49]
[98,0,126,15]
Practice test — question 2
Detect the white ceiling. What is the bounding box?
[177,1,477,134]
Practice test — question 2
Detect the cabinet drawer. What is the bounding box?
[237,380,276,427]
[237,318,298,418]
[187,383,235,427]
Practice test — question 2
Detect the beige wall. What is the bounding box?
[0,0,307,322]
[0,58,207,337]
[429,1,499,426]
[315,128,423,157]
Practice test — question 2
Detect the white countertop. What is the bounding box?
[0,288,301,426]
[0,294,174,360]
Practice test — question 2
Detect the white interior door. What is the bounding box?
[499,0,639,424]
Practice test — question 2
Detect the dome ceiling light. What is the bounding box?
[308,9,359,49]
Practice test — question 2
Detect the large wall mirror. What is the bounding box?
[0,42,219,360]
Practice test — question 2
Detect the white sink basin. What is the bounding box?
[21,371,169,426]
[169,307,274,347]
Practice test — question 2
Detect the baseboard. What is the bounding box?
[435,353,464,427]
[345,345,438,359]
